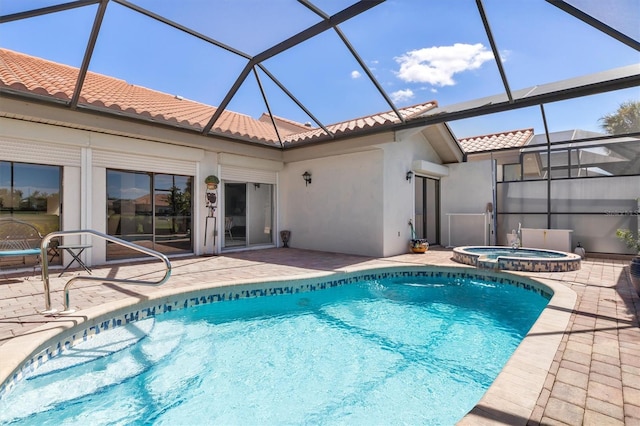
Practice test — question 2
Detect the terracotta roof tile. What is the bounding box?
[0,48,438,147]
[458,128,534,153]
[0,48,280,144]
[258,113,312,135]
[283,101,437,145]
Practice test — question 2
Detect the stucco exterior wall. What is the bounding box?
[279,127,452,258]
[440,160,494,246]
[1,108,465,262]
[0,116,212,264]
[280,149,385,257]
[382,129,446,256]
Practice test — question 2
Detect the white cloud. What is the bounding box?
[351,70,361,79]
[391,89,414,103]
[395,43,494,86]
[499,49,511,63]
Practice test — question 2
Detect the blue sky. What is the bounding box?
[1,0,639,138]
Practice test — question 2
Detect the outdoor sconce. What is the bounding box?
[302,171,312,186]
[406,171,413,182]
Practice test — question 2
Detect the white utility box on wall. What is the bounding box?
[521,228,573,252]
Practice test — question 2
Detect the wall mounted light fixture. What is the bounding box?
[302,171,312,186]
[406,171,413,182]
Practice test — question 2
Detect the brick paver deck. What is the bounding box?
[1,248,638,425]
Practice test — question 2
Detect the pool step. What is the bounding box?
[30,318,156,378]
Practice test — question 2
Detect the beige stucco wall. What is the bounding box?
[280,149,385,257]
[440,160,494,246]
[381,129,446,256]
[1,103,464,261]
[280,126,452,257]
[0,116,214,264]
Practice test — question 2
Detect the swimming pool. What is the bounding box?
[0,268,552,425]
[453,246,582,272]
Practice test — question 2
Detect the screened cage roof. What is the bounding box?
[0,0,639,149]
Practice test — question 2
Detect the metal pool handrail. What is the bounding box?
[40,230,172,315]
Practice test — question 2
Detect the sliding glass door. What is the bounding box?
[414,175,440,245]
[154,174,193,254]
[224,182,273,249]
[106,170,192,259]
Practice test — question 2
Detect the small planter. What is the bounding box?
[410,239,429,254]
[280,230,291,248]
[204,175,219,191]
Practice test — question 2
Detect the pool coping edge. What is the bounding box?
[0,264,576,425]
[458,276,577,425]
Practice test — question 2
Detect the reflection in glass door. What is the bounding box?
[224,183,246,248]
[224,182,273,249]
[247,183,273,245]
[0,161,62,268]
[414,176,440,245]
[106,170,192,260]
[154,174,193,254]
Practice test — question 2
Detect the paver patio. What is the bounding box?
[1,248,638,425]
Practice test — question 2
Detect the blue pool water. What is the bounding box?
[0,275,548,425]
[465,247,568,259]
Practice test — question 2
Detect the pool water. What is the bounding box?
[465,247,567,259]
[0,276,548,425]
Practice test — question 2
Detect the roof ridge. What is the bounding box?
[282,100,439,144]
[399,100,439,119]
[259,112,312,129]
[459,127,534,141]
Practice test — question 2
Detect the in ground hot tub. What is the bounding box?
[453,246,581,272]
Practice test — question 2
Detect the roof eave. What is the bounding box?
[0,90,285,150]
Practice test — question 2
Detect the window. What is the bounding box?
[0,161,62,268]
[0,161,61,234]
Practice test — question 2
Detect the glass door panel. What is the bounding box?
[107,170,192,260]
[154,174,193,254]
[106,170,153,259]
[247,183,273,246]
[223,182,274,249]
[224,183,246,248]
[426,178,439,244]
[414,176,440,245]
[414,179,425,238]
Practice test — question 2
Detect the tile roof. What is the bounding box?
[0,48,281,145]
[458,128,534,153]
[0,48,439,148]
[258,113,312,133]
[282,102,437,145]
